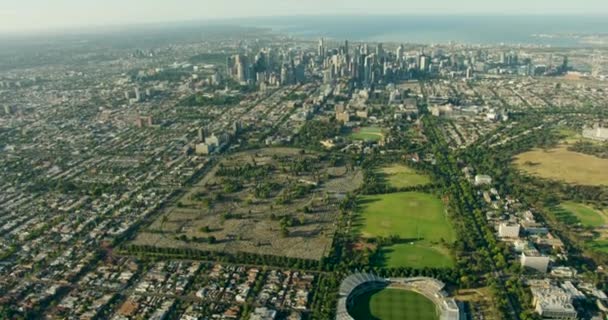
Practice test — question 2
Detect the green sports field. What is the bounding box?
[379,164,431,189]
[559,202,607,228]
[553,202,608,253]
[350,127,384,142]
[375,243,454,269]
[357,192,454,241]
[350,288,439,320]
[356,192,455,268]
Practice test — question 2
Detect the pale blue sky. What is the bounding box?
[1,0,607,33]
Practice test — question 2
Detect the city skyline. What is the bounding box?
[2,0,608,34]
[2,2,608,319]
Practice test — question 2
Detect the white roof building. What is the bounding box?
[531,282,577,320]
[250,307,277,320]
[521,249,550,273]
[474,174,493,186]
[498,223,521,239]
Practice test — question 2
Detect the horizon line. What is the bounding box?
[2,12,608,38]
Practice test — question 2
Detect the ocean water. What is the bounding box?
[236,15,608,46]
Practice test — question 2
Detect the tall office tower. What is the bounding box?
[396,45,404,61]
[318,38,325,59]
[254,52,266,73]
[364,55,374,83]
[295,62,305,83]
[499,52,507,65]
[349,59,358,80]
[280,64,288,85]
[236,55,246,82]
[356,55,365,82]
[134,88,141,102]
[362,43,369,56]
[265,48,276,70]
[353,45,360,61]
[226,56,233,77]
[561,56,569,72]
[383,62,391,77]
[197,128,205,142]
[344,40,349,56]
[247,64,255,82]
[376,43,384,59]
[419,54,429,72]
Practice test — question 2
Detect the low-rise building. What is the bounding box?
[498,223,521,238]
[583,124,608,141]
[355,110,368,119]
[521,250,550,273]
[336,111,350,123]
[250,307,277,320]
[195,143,213,155]
[474,174,493,186]
[530,282,577,320]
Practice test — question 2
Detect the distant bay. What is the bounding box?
[234,15,608,46]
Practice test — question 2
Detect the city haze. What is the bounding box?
[2,0,608,34]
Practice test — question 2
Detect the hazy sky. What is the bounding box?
[1,0,608,33]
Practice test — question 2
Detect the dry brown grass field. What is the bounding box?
[513,146,608,186]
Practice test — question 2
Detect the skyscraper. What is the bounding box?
[364,55,374,83]
[419,54,428,72]
[235,55,246,83]
[362,44,369,56]
[561,56,569,73]
[318,38,325,59]
[396,45,404,61]
[376,43,384,59]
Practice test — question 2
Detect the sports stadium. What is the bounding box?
[336,273,461,320]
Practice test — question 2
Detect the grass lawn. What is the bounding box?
[589,240,608,254]
[374,243,454,269]
[513,146,608,186]
[350,127,384,142]
[556,128,582,144]
[552,203,608,254]
[556,127,605,145]
[379,164,431,189]
[357,192,454,241]
[357,192,454,269]
[559,202,607,228]
[350,288,438,320]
